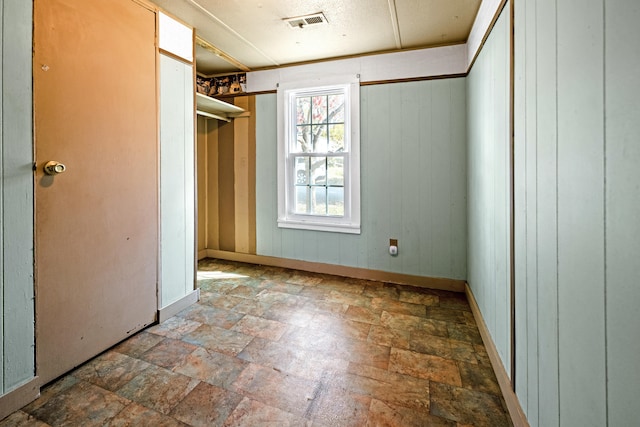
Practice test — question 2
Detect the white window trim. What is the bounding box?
[277,74,361,234]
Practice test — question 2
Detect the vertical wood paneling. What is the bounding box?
[534,0,559,425]
[206,120,219,250]
[159,54,195,307]
[0,1,5,394]
[466,1,511,379]
[255,79,467,280]
[493,11,510,367]
[386,85,403,273]
[247,96,257,254]
[234,98,251,253]
[364,84,393,272]
[605,1,640,425]
[431,81,453,278]
[511,0,640,424]
[399,83,420,273]
[513,0,529,411]
[523,0,540,421]
[197,116,207,253]
[450,81,467,278]
[557,0,606,424]
[418,83,434,275]
[255,94,279,257]
[218,121,235,251]
[1,0,34,394]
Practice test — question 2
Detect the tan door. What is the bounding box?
[34,0,158,384]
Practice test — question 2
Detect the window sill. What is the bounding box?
[277,219,361,235]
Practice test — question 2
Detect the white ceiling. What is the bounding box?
[150,0,482,75]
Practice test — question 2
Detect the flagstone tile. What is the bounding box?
[0,411,51,427]
[430,382,512,426]
[170,382,243,427]
[176,304,245,329]
[112,331,165,358]
[29,381,129,427]
[7,259,512,427]
[116,365,199,415]
[173,347,248,389]
[182,324,253,356]
[389,348,462,386]
[366,399,456,427]
[221,397,310,427]
[140,338,198,370]
[147,316,202,340]
[230,363,318,417]
[231,315,289,341]
[73,351,151,391]
[107,402,189,427]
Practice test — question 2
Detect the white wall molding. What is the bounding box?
[158,289,200,323]
[247,44,467,92]
[466,0,507,70]
[0,378,40,420]
[246,0,507,93]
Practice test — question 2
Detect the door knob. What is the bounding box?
[43,161,66,175]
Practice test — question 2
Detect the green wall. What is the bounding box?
[256,79,467,280]
[513,0,640,425]
[466,2,511,379]
[0,0,35,394]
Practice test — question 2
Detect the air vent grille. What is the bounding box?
[284,12,328,29]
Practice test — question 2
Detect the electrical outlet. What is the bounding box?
[389,238,398,256]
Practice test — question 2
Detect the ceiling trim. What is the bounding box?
[466,0,507,69]
[387,0,402,49]
[186,0,280,67]
[247,44,467,93]
[196,36,250,72]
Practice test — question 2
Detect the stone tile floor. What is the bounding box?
[1,259,512,426]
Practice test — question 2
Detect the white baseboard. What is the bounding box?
[0,377,40,420]
[158,288,200,323]
[465,283,529,427]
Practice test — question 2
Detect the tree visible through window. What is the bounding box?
[293,92,345,216]
[277,76,360,234]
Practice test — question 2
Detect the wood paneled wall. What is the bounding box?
[159,53,195,309]
[255,79,467,280]
[513,0,640,425]
[197,115,208,254]
[466,1,511,379]
[0,0,35,397]
[198,96,256,256]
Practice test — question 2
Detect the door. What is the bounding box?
[34,0,158,384]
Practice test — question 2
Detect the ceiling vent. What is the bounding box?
[284,12,328,29]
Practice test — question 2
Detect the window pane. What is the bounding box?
[328,124,344,152]
[328,94,345,122]
[312,95,327,123]
[296,97,311,125]
[295,186,309,214]
[296,125,312,152]
[327,157,344,186]
[312,124,328,152]
[311,186,327,215]
[311,157,326,185]
[328,187,344,216]
[295,156,309,184]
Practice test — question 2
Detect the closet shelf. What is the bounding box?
[196,92,244,122]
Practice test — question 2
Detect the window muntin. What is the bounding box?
[291,90,346,217]
[277,77,360,234]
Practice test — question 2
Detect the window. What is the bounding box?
[277,75,360,234]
